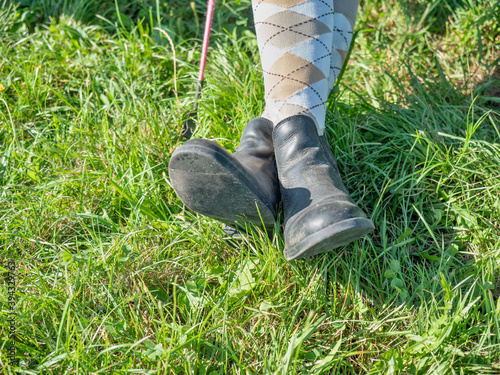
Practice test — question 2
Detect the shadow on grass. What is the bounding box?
[9,0,253,45]
[400,0,467,34]
[475,62,500,110]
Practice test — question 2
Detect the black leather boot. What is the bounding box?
[168,117,280,230]
[273,115,374,260]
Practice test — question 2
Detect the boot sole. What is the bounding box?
[169,141,276,229]
[284,217,375,260]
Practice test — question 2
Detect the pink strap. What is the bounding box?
[198,0,216,81]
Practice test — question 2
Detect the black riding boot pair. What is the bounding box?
[168,115,374,260]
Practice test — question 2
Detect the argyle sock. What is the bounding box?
[253,0,358,133]
[252,0,333,133]
[328,0,358,92]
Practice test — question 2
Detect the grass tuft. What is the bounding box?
[1,0,499,373]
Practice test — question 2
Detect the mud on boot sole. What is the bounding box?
[169,140,276,230]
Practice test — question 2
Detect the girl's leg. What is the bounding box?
[253,0,334,133]
[253,0,373,259]
[328,0,358,92]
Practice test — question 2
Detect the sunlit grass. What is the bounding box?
[1,0,499,373]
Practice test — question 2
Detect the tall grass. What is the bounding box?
[1,0,499,373]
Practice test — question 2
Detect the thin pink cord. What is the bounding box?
[198,0,216,81]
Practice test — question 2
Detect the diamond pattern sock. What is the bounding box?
[253,0,358,133]
[328,0,358,92]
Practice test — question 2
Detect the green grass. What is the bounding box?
[1,0,500,373]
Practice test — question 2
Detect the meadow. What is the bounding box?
[1,0,500,373]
